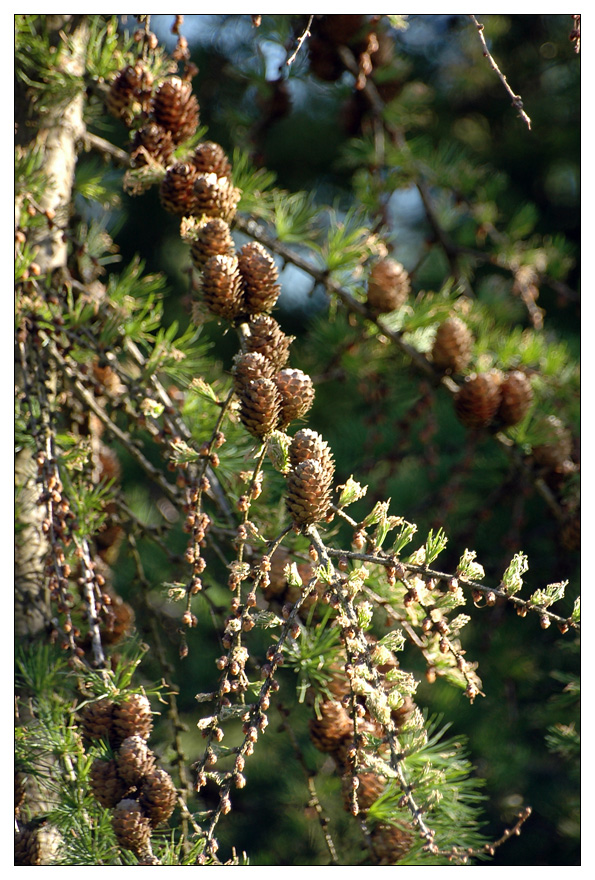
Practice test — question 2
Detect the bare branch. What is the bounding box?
[468,15,532,131]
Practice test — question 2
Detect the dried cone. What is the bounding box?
[274,369,315,428]
[192,141,233,179]
[201,255,244,321]
[366,258,411,314]
[431,317,473,374]
[497,370,533,426]
[139,768,178,827]
[232,351,276,397]
[112,694,153,746]
[80,697,115,743]
[286,458,333,527]
[117,736,156,786]
[160,162,199,216]
[190,218,235,271]
[112,798,153,857]
[238,242,281,315]
[370,822,414,865]
[239,378,281,440]
[90,758,130,809]
[152,77,199,145]
[194,173,241,223]
[106,64,154,122]
[245,315,294,370]
[308,700,353,752]
[130,123,175,168]
[289,428,335,478]
[532,416,573,472]
[454,371,502,429]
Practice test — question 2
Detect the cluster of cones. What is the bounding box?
[107,63,199,169]
[80,694,177,864]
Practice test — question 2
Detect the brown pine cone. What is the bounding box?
[533,416,573,472]
[112,798,153,857]
[274,369,315,428]
[160,162,199,216]
[309,699,353,752]
[112,694,153,746]
[117,736,156,787]
[239,378,281,440]
[80,697,115,743]
[139,768,178,827]
[288,428,334,478]
[106,64,154,123]
[237,242,281,315]
[431,317,473,374]
[15,827,42,866]
[192,141,233,179]
[130,123,175,168]
[190,218,235,271]
[454,371,502,429]
[366,258,411,314]
[286,458,333,527]
[370,821,414,865]
[194,173,241,223]
[497,371,534,426]
[232,351,276,397]
[90,758,130,809]
[152,77,199,145]
[200,254,244,322]
[245,315,294,370]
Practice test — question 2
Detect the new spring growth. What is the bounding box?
[501,552,529,596]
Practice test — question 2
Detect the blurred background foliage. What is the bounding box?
[69,14,579,866]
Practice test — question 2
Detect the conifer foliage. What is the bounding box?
[15,14,579,867]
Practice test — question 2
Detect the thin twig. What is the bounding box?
[286,15,314,66]
[468,15,532,130]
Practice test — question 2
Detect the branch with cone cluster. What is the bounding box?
[15,15,578,867]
